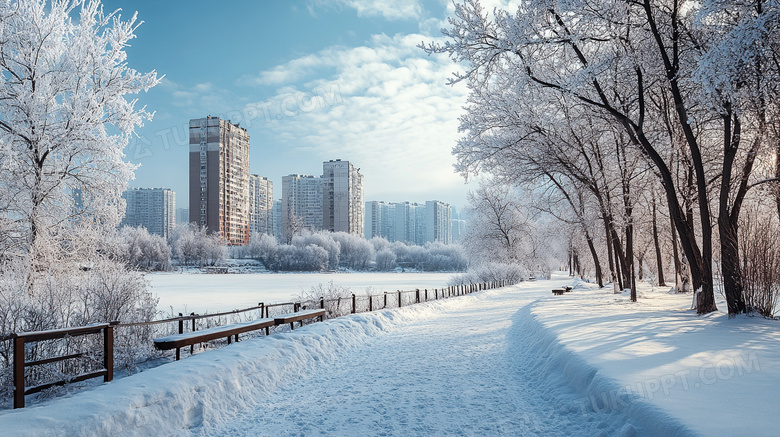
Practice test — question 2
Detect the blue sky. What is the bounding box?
[104,0,509,210]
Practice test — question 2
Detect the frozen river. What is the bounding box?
[148,272,456,315]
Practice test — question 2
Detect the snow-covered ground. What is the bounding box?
[530,279,780,436]
[149,272,456,315]
[1,274,777,436]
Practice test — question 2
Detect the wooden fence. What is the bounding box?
[2,280,509,408]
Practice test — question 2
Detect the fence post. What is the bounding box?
[384,292,387,308]
[176,313,184,361]
[104,323,115,383]
[369,295,373,312]
[259,302,267,334]
[435,288,438,300]
[13,336,24,409]
[352,294,356,314]
[416,289,420,303]
[425,289,428,301]
[190,313,196,355]
[398,290,402,308]
[320,297,325,321]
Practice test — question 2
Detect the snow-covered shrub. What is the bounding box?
[296,281,356,318]
[375,248,397,271]
[422,242,468,271]
[369,236,390,253]
[0,257,159,399]
[116,226,172,271]
[168,223,224,267]
[245,233,279,269]
[293,231,340,270]
[331,232,374,270]
[739,207,780,318]
[449,262,526,286]
[268,244,329,271]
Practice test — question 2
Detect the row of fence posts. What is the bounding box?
[7,280,508,409]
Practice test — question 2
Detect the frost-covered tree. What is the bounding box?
[463,180,533,264]
[293,231,341,270]
[0,0,159,291]
[426,0,780,315]
[168,223,223,267]
[331,232,374,270]
[375,248,397,271]
[116,226,172,271]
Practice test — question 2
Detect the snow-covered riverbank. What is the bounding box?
[2,274,776,436]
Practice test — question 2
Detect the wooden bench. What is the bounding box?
[552,289,565,295]
[154,308,328,360]
[274,309,326,330]
[154,317,276,359]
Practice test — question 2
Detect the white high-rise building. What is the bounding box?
[365,201,395,240]
[272,199,282,241]
[322,159,363,235]
[425,200,452,244]
[281,174,322,242]
[121,188,176,238]
[451,219,466,243]
[392,201,419,244]
[249,175,273,236]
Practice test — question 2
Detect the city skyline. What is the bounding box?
[101,0,509,210]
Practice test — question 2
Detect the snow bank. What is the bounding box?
[0,302,454,437]
[510,303,696,437]
[529,281,780,436]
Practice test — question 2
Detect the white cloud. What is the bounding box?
[310,0,425,21]
[159,78,239,115]
[251,33,470,204]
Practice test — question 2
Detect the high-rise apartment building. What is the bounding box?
[272,199,282,241]
[175,207,189,226]
[249,175,273,236]
[281,174,322,242]
[322,159,363,235]
[392,201,418,244]
[121,188,176,238]
[452,218,466,243]
[189,116,250,245]
[425,200,452,244]
[365,200,454,245]
[365,201,395,240]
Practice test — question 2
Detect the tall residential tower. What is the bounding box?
[189,116,250,245]
[121,188,176,238]
[249,175,273,236]
[281,174,322,242]
[322,159,364,235]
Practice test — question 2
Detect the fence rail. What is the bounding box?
[3,280,510,408]
[10,322,116,409]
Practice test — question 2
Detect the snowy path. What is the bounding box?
[195,281,633,436]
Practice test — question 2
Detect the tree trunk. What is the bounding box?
[720,217,747,315]
[585,232,604,287]
[652,193,666,286]
[613,240,624,290]
[670,213,682,291]
[625,217,636,302]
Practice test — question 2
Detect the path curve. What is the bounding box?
[196,281,635,436]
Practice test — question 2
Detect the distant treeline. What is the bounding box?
[115,225,468,273]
